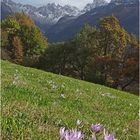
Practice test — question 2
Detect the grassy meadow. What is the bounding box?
[1,60,139,140]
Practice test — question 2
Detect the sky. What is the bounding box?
[12,0,111,9]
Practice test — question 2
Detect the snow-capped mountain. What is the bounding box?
[1,0,80,29]
[82,0,108,13]
[36,3,80,24]
[1,0,37,13]
[2,0,138,41]
[1,0,110,25]
[1,0,111,30]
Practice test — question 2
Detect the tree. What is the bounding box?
[14,12,35,27]
[1,16,20,46]
[98,15,129,85]
[39,25,100,80]
[20,25,47,56]
[1,30,9,47]
[1,13,48,65]
[1,16,20,34]
[1,16,23,62]
[1,30,12,61]
[119,34,139,92]
[70,24,100,80]
[12,36,23,63]
[39,42,72,75]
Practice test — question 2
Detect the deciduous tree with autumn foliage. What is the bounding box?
[1,13,48,65]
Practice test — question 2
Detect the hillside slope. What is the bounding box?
[1,60,139,139]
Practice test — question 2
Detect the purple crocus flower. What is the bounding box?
[60,127,67,140]
[91,124,103,133]
[66,129,84,140]
[60,128,84,140]
[104,129,116,140]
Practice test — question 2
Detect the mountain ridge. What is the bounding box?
[46,1,139,42]
[1,0,81,31]
[1,0,139,42]
[1,0,110,31]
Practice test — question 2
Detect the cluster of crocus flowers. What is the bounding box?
[91,124,117,140]
[60,127,84,140]
[60,124,117,140]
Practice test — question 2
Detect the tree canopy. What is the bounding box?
[1,13,48,64]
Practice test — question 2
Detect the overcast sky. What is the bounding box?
[12,0,111,9]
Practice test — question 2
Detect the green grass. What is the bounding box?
[1,60,139,140]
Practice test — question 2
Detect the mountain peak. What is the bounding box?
[82,0,108,13]
[2,0,80,26]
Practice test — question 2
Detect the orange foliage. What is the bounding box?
[12,36,23,63]
[15,13,35,27]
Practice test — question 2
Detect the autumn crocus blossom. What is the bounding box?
[60,127,84,140]
[91,124,102,140]
[66,129,84,140]
[104,129,116,140]
[91,124,103,133]
[60,127,66,140]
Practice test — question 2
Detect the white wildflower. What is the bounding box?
[61,94,65,98]
[76,119,82,125]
